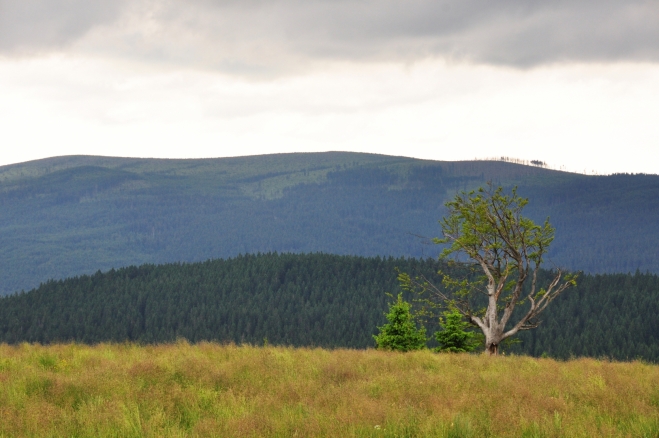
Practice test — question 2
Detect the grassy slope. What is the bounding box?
[0,343,658,437]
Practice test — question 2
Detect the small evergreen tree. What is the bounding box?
[374,293,426,351]
[435,308,479,353]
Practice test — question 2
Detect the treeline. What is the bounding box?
[1,253,658,361]
[0,254,444,348]
[514,271,659,360]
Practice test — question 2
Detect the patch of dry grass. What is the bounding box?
[0,342,658,437]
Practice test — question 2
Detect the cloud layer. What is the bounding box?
[1,0,658,73]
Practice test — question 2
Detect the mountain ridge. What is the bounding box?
[0,152,657,295]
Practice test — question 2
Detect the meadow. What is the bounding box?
[0,342,658,437]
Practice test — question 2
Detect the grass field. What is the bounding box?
[0,343,658,437]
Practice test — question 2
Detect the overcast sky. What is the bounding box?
[1,0,658,174]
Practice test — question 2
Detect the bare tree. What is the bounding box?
[400,184,576,355]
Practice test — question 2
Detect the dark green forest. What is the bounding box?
[1,152,659,295]
[1,253,657,362]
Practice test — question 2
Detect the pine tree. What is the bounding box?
[435,308,479,353]
[374,294,426,351]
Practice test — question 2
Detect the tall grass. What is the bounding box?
[0,342,658,437]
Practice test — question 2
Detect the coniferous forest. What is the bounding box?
[1,252,657,362]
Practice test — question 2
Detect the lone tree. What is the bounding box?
[400,184,576,356]
[374,293,427,352]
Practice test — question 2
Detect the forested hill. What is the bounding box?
[1,152,658,294]
[1,253,658,362]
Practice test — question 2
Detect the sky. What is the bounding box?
[1,0,658,174]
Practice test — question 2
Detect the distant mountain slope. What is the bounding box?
[519,174,659,273]
[0,152,657,294]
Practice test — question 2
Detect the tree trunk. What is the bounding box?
[486,343,499,356]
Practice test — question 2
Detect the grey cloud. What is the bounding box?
[0,0,127,54]
[268,0,659,65]
[1,0,658,71]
